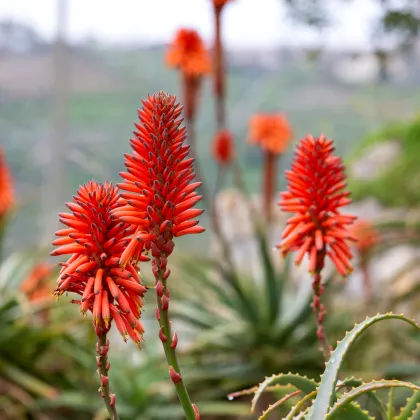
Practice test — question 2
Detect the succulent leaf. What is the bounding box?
[308,313,420,420]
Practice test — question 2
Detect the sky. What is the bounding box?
[0,0,383,50]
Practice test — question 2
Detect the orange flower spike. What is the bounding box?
[249,113,293,222]
[50,181,146,347]
[249,113,293,155]
[112,91,205,267]
[166,28,211,76]
[0,148,14,221]
[350,220,380,254]
[212,129,234,165]
[278,134,357,276]
[213,0,233,8]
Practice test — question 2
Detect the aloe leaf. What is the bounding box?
[259,390,301,419]
[1,363,58,399]
[397,390,420,420]
[329,401,374,420]
[308,313,419,420]
[327,380,420,419]
[337,377,387,419]
[285,391,317,419]
[409,404,420,420]
[227,383,296,399]
[251,373,317,413]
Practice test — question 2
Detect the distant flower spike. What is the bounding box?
[0,147,14,221]
[166,28,211,76]
[249,113,292,155]
[278,134,357,276]
[212,129,234,165]
[51,181,147,347]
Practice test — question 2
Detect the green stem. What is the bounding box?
[156,269,196,420]
[97,334,119,420]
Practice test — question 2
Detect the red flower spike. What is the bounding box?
[212,129,234,165]
[51,181,146,346]
[113,92,205,267]
[278,135,357,276]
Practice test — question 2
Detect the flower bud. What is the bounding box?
[169,366,182,384]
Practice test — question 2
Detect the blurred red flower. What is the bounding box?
[51,181,147,347]
[21,263,53,303]
[249,113,292,155]
[212,129,234,165]
[278,134,357,276]
[166,28,211,76]
[350,220,380,254]
[0,147,14,221]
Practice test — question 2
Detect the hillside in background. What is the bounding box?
[2,44,420,252]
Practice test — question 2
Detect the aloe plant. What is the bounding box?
[166,235,343,400]
[232,313,420,419]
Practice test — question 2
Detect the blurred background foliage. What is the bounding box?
[2,0,420,418]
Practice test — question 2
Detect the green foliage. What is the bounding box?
[239,313,420,419]
[348,116,420,207]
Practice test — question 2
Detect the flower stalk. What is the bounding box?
[96,334,119,420]
[154,261,198,420]
[263,151,277,223]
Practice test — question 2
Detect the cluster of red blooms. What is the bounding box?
[278,134,357,276]
[112,92,205,271]
[0,147,14,221]
[51,181,147,347]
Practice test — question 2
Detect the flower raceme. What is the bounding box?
[249,113,293,155]
[112,92,205,269]
[278,135,357,276]
[50,181,147,347]
[0,147,14,220]
[212,129,234,165]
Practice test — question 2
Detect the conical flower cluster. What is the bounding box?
[112,92,205,270]
[51,181,147,346]
[278,134,357,276]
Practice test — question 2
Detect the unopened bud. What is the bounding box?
[159,327,167,342]
[171,331,178,349]
[156,281,164,297]
[192,404,200,420]
[155,307,161,321]
[150,242,161,257]
[161,295,169,311]
[163,268,171,279]
[105,362,110,371]
[160,257,168,270]
[316,326,324,341]
[169,366,182,384]
[101,375,109,386]
[110,394,116,406]
[96,356,101,367]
